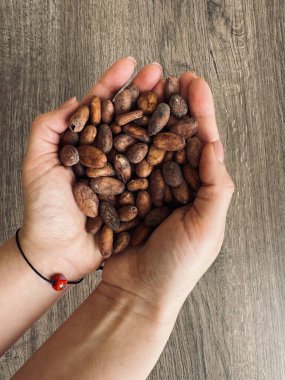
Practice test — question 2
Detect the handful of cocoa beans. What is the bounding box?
[59,76,202,258]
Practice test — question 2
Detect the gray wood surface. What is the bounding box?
[0,0,284,379]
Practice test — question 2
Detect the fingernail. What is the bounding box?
[151,62,163,70]
[213,140,224,163]
[60,96,77,107]
[125,56,137,66]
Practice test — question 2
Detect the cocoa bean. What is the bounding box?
[59,145,79,166]
[101,99,114,124]
[73,162,86,178]
[149,169,165,204]
[153,132,185,151]
[114,154,131,183]
[116,110,144,126]
[113,232,131,254]
[118,205,138,222]
[183,164,201,192]
[131,223,152,246]
[90,177,125,195]
[73,182,99,217]
[86,163,115,178]
[114,89,132,115]
[107,148,118,163]
[186,137,202,168]
[114,134,136,152]
[144,207,171,227]
[171,178,190,204]
[162,151,174,163]
[118,191,135,206]
[134,115,150,126]
[148,103,170,136]
[100,201,120,230]
[62,130,79,146]
[68,105,89,132]
[78,145,107,168]
[96,124,113,154]
[136,159,153,178]
[147,144,166,165]
[170,117,198,139]
[126,83,140,107]
[164,184,173,203]
[126,143,148,164]
[90,96,101,126]
[175,149,187,165]
[122,124,151,143]
[98,193,117,207]
[164,76,180,102]
[79,125,97,145]
[110,122,122,135]
[136,190,152,218]
[127,178,148,191]
[162,161,183,187]
[86,215,104,234]
[169,94,188,118]
[99,225,113,258]
[137,92,158,114]
[114,217,140,233]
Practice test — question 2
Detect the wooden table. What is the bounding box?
[0,1,284,379]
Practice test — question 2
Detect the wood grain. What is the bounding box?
[0,0,284,379]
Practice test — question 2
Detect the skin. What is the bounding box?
[0,57,234,379]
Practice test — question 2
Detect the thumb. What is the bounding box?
[192,141,235,230]
[25,97,79,163]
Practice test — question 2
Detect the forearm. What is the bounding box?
[0,236,68,355]
[13,282,178,380]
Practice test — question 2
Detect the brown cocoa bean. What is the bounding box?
[131,223,152,246]
[68,105,89,132]
[100,201,120,230]
[107,148,118,163]
[118,191,135,206]
[148,103,170,136]
[113,232,131,254]
[86,163,115,178]
[162,161,183,187]
[90,177,125,195]
[164,184,173,203]
[116,110,144,126]
[169,94,188,118]
[122,124,151,143]
[101,99,114,124]
[144,207,171,227]
[110,122,122,135]
[78,145,107,168]
[118,205,138,222]
[186,137,202,168]
[166,115,179,128]
[137,92,158,114]
[90,96,101,126]
[136,159,153,178]
[79,125,97,145]
[149,168,166,204]
[162,151,174,163]
[175,148,187,165]
[62,130,79,146]
[170,117,198,139]
[134,115,150,126]
[136,190,152,218]
[153,132,185,151]
[171,178,190,204]
[147,144,166,165]
[99,225,113,258]
[60,145,79,166]
[127,178,148,191]
[114,89,132,115]
[73,182,99,217]
[86,215,104,234]
[183,164,201,192]
[114,154,131,183]
[114,134,136,152]
[126,83,140,107]
[73,162,86,178]
[114,217,140,233]
[165,76,180,102]
[96,124,113,154]
[126,143,148,164]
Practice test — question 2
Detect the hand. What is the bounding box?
[100,73,234,321]
[20,57,163,280]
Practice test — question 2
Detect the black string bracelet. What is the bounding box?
[15,229,102,291]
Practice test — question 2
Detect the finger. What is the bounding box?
[152,79,165,102]
[131,62,163,92]
[188,78,220,143]
[189,142,234,230]
[179,71,196,100]
[81,56,137,103]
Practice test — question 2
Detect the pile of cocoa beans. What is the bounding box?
[59,76,202,258]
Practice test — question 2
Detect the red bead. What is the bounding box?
[51,274,67,291]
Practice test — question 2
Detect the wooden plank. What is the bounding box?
[0,0,284,379]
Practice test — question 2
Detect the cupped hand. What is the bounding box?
[101,73,234,321]
[20,58,163,281]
